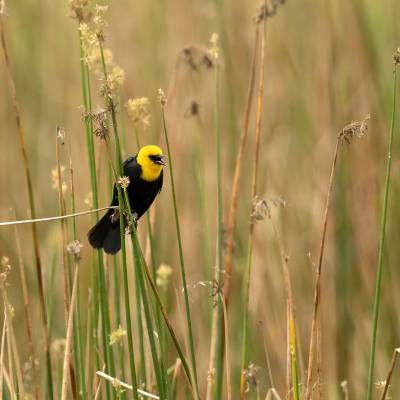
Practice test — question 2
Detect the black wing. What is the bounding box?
[108,156,141,205]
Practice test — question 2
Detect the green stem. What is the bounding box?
[117,187,139,400]
[214,56,225,400]
[69,150,87,400]
[122,188,193,390]
[161,109,200,398]
[367,64,398,400]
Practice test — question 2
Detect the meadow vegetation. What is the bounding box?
[0,0,399,399]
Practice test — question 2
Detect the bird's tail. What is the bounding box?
[87,208,121,254]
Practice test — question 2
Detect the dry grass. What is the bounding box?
[0,0,399,399]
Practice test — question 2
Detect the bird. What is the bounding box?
[88,145,165,254]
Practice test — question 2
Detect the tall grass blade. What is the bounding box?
[0,14,53,399]
[366,59,398,400]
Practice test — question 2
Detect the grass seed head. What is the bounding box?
[83,109,109,139]
[93,4,108,41]
[244,363,260,392]
[184,99,199,119]
[117,176,130,189]
[69,0,91,23]
[207,33,220,62]
[251,195,269,222]
[51,338,66,358]
[393,48,400,65]
[109,325,127,346]
[255,0,286,23]
[51,165,68,193]
[66,240,83,261]
[0,0,7,16]
[125,97,151,127]
[339,114,370,144]
[84,191,93,207]
[158,88,167,107]
[101,65,125,99]
[56,126,66,144]
[0,256,11,287]
[156,264,173,289]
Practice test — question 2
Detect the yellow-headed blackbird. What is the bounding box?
[88,145,165,254]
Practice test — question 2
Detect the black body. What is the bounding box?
[88,156,163,254]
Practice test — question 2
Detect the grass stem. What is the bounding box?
[366,62,398,400]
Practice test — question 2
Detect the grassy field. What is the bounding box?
[0,0,400,399]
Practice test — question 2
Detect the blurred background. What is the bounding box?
[0,0,400,398]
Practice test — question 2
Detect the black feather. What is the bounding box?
[87,156,163,254]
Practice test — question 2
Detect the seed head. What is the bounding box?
[8,304,15,318]
[84,191,93,207]
[79,23,97,63]
[156,264,173,289]
[93,4,108,41]
[0,256,11,288]
[51,165,68,194]
[22,358,39,393]
[83,109,109,139]
[157,88,167,107]
[126,211,138,230]
[207,33,219,61]
[244,363,260,392]
[68,0,91,23]
[251,195,269,222]
[117,176,130,189]
[184,99,199,119]
[125,97,151,127]
[51,339,66,358]
[109,325,127,346]
[393,48,400,65]
[66,240,83,261]
[57,126,66,145]
[339,114,370,144]
[179,45,215,70]
[107,65,125,95]
[0,0,7,16]
[255,0,286,23]
[111,378,125,396]
[375,380,386,389]
[181,47,199,71]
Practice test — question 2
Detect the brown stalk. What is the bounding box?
[13,218,39,400]
[3,368,17,400]
[266,203,297,397]
[221,295,232,400]
[305,136,341,399]
[206,298,218,400]
[5,312,14,398]
[171,358,182,397]
[206,17,260,400]
[56,132,78,400]
[84,294,92,396]
[380,348,400,400]
[222,22,260,305]
[56,132,70,319]
[13,218,34,357]
[1,287,26,398]
[240,13,267,399]
[0,318,6,396]
[0,14,53,394]
[61,266,79,400]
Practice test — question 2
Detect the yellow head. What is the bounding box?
[137,145,165,181]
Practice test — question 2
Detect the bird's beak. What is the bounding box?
[154,155,167,166]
